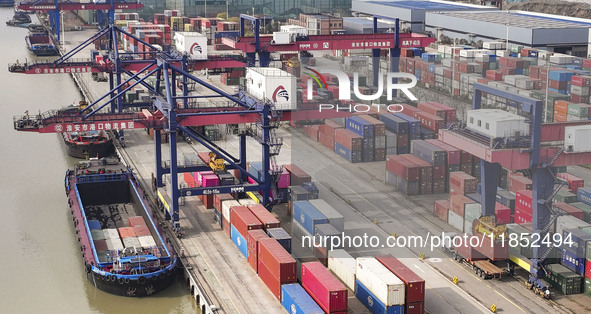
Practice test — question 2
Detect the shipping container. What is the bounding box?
[410,140,447,165]
[173,32,207,60]
[266,228,292,254]
[308,199,345,233]
[448,210,464,231]
[230,206,263,236]
[355,280,404,314]
[379,113,408,134]
[376,255,425,303]
[434,200,450,222]
[556,215,591,236]
[117,227,136,239]
[386,155,419,181]
[359,114,386,136]
[554,202,584,220]
[247,229,269,272]
[557,173,584,193]
[334,128,363,151]
[564,125,591,153]
[516,190,533,214]
[400,154,433,182]
[281,284,324,314]
[449,172,478,196]
[302,262,348,313]
[327,249,356,292]
[230,225,248,258]
[258,238,297,283]
[246,67,297,110]
[545,264,583,295]
[495,203,512,224]
[425,139,461,164]
[247,204,280,229]
[554,189,578,204]
[356,257,405,306]
[569,202,591,223]
[221,199,241,222]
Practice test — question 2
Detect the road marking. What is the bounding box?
[414,264,426,273]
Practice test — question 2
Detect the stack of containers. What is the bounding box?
[515,190,533,224]
[103,228,124,251]
[394,112,422,141]
[267,228,292,254]
[292,201,329,243]
[359,115,387,161]
[118,227,140,249]
[317,120,344,151]
[308,199,345,233]
[355,257,405,314]
[571,75,591,103]
[230,206,263,258]
[449,194,481,232]
[561,229,591,276]
[402,154,434,195]
[418,102,447,127]
[303,125,320,141]
[566,202,591,223]
[327,249,356,292]
[385,155,420,195]
[496,190,516,213]
[410,140,447,193]
[385,130,398,155]
[247,204,280,230]
[346,116,375,162]
[460,151,473,175]
[301,262,348,313]
[284,164,312,186]
[213,194,234,227]
[281,284,324,314]
[376,255,425,314]
[247,229,269,272]
[378,113,410,154]
[426,139,462,176]
[129,216,150,238]
[258,238,297,300]
[221,200,241,237]
[334,128,363,163]
[508,173,532,193]
[433,200,450,222]
[566,103,591,121]
[545,264,583,295]
[554,202,584,220]
[548,70,574,95]
[313,224,341,266]
[557,173,584,193]
[449,172,478,196]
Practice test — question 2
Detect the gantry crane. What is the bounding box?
[439,83,591,288]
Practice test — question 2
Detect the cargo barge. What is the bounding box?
[62,130,114,159]
[25,25,58,56]
[0,0,15,7]
[66,158,177,297]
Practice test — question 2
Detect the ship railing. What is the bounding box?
[8,58,109,72]
[75,173,127,184]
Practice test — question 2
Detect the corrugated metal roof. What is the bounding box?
[433,11,591,29]
[366,0,483,11]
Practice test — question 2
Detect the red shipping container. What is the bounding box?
[570,94,591,104]
[198,194,214,209]
[94,240,108,251]
[509,175,532,193]
[449,172,478,196]
[556,173,584,193]
[443,68,453,79]
[415,111,445,133]
[473,232,509,261]
[495,203,512,224]
[318,131,335,150]
[586,260,591,280]
[284,164,312,185]
[514,207,532,224]
[418,102,446,120]
[214,194,234,212]
[386,155,420,181]
[434,200,450,222]
[583,59,591,69]
[248,204,280,229]
[401,105,421,118]
[406,302,425,314]
[433,164,446,180]
[460,151,472,164]
[118,227,136,238]
[454,233,487,261]
[397,134,409,147]
[486,70,503,81]
[425,139,461,164]
[450,194,475,217]
[318,120,343,136]
[257,260,282,300]
[222,217,231,237]
[183,172,196,188]
[516,190,532,214]
[376,255,425,303]
[258,238,297,283]
[247,229,269,272]
[303,125,319,141]
[197,151,211,163]
[500,67,516,76]
[400,154,433,181]
[231,206,263,236]
[133,225,151,237]
[553,202,584,220]
[334,128,363,151]
[301,262,348,313]
[129,216,147,227]
[571,76,591,87]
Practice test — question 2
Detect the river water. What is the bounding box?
[0,8,194,314]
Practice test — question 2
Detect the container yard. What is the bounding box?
[7,0,591,314]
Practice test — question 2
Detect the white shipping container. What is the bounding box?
[222,200,241,221]
[466,109,529,138]
[555,215,590,235]
[138,235,157,248]
[437,45,447,54]
[272,31,293,45]
[309,199,345,233]
[504,75,519,86]
[442,59,453,68]
[448,210,464,232]
[571,85,590,96]
[475,53,490,63]
[280,25,307,37]
[565,125,591,152]
[496,50,509,57]
[174,32,208,60]
[515,78,534,90]
[238,198,257,206]
[459,49,475,58]
[106,237,124,251]
[567,114,585,122]
[464,219,474,234]
[103,228,120,240]
[550,54,574,65]
[123,237,141,248]
[245,67,297,110]
[328,249,356,292]
[356,257,405,306]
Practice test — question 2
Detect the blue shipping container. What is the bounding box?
[88,220,101,230]
[214,208,222,227]
[562,229,591,257]
[548,87,568,95]
[393,113,421,135]
[528,50,539,58]
[362,149,374,162]
[281,284,324,314]
[397,146,409,155]
[231,225,248,258]
[267,228,292,253]
[334,142,362,163]
[249,161,263,181]
[561,247,585,275]
[346,116,374,138]
[355,280,404,314]
[578,187,591,205]
[549,70,574,82]
[378,113,408,135]
[292,201,329,235]
[573,58,583,66]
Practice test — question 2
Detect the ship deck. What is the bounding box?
[84,203,135,229]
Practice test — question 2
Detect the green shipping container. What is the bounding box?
[587,242,591,261]
[567,103,590,118]
[555,166,567,173]
[585,277,591,297]
[545,264,583,295]
[554,190,578,204]
[569,202,591,223]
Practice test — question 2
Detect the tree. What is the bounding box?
[228,17,240,23]
[217,12,227,20]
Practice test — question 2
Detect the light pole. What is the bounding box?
[505,22,509,52]
[544,55,550,123]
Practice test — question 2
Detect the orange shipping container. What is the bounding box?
[118,227,136,239]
